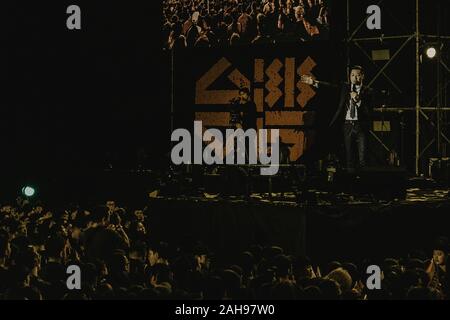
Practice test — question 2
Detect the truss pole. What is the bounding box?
[347,0,350,79]
[415,0,420,175]
[436,0,442,157]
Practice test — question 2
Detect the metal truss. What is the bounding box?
[346,0,450,175]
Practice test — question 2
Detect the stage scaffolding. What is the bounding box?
[346,0,450,175]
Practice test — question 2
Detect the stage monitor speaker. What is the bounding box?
[338,167,407,201]
[202,165,306,196]
[203,166,250,196]
[429,158,450,186]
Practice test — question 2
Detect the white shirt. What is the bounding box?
[345,84,362,121]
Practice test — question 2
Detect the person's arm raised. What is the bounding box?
[300,74,338,89]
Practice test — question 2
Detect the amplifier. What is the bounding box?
[429,158,450,186]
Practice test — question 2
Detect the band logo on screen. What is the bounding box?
[194,56,317,163]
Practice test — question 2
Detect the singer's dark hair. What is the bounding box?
[350,65,365,74]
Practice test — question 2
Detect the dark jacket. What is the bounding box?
[329,83,373,132]
[230,101,257,130]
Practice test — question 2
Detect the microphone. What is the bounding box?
[351,84,358,102]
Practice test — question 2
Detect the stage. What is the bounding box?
[3,165,449,265]
[149,185,450,265]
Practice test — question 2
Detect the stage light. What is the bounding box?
[22,186,36,197]
[426,47,437,59]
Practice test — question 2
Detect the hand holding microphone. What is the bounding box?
[350,84,360,102]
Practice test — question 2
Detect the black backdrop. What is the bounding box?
[6,1,168,201]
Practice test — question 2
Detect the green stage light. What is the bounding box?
[22,186,36,197]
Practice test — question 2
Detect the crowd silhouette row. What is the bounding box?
[0,197,449,300]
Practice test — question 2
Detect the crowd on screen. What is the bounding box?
[163,0,330,49]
